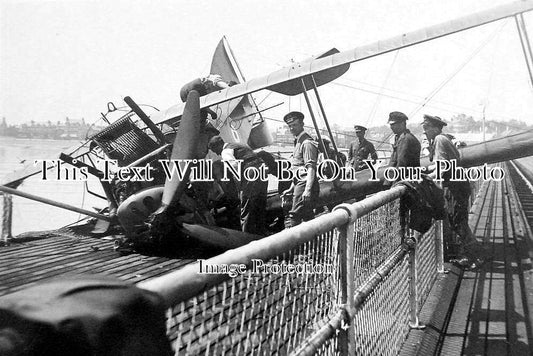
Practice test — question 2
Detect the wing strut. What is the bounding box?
[300,78,330,160]
[299,75,345,166]
[310,75,342,165]
[515,14,533,88]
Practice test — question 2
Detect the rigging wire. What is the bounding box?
[408,20,508,118]
[334,77,516,121]
[262,116,392,146]
[373,20,509,151]
[366,50,400,127]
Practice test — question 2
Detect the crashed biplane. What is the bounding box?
[3,0,533,254]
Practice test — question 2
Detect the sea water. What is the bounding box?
[0,137,104,236]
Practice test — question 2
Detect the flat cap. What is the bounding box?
[208,135,224,149]
[388,111,408,124]
[354,125,367,132]
[422,114,447,127]
[283,111,304,124]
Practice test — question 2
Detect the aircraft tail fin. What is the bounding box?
[210,37,273,149]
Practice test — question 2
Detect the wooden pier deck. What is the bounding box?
[403,161,533,355]
[0,230,194,297]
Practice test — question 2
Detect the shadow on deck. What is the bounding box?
[403,162,533,356]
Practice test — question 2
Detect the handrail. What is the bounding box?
[139,208,348,305]
[139,185,407,305]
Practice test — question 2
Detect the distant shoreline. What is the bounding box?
[0,135,86,141]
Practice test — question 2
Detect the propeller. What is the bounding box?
[157,90,203,213]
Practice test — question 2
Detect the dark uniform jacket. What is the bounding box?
[348,138,378,170]
[389,129,421,168]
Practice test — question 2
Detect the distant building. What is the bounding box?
[0,117,105,140]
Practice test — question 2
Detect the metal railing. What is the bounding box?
[139,184,446,355]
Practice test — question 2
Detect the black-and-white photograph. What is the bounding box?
[2,0,533,354]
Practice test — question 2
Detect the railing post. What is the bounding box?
[337,220,356,355]
[435,181,447,273]
[435,220,446,273]
[1,193,13,246]
[408,231,425,329]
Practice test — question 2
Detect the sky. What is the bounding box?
[2,0,533,130]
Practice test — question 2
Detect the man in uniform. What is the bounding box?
[422,114,485,268]
[348,125,378,171]
[208,136,267,235]
[318,136,346,179]
[281,111,320,227]
[388,111,421,168]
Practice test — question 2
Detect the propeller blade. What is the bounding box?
[161,90,202,208]
[180,223,262,249]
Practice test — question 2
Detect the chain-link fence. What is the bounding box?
[166,231,341,356]
[139,184,447,355]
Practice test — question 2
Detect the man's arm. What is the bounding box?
[395,137,410,167]
[369,142,378,163]
[433,135,456,162]
[301,140,318,202]
[302,166,316,202]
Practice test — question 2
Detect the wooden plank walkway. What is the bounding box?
[405,163,533,355]
[0,229,194,296]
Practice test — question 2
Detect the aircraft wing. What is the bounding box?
[151,0,533,125]
[152,47,350,125]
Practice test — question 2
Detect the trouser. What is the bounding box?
[443,184,485,259]
[240,178,268,235]
[288,178,319,227]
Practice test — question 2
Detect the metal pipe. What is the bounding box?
[124,96,166,144]
[0,185,112,222]
[125,144,170,168]
[289,308,347,356]
[408,232,425,329]
[435,220,445,273]
[344,221,356,354]
[310,75,341,161]
[335,199,366,355]
[435,179,445,273]
[141,186,407,304]
[519,13,533,73]
[300,78,329,161]
[337,222,349,356]
[515,15,533,88]
[59,153,118,212]
[332,185,407,224]
[139,208,350,305]
[350,244,408,316]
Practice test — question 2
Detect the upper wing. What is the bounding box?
[151,0,533,125]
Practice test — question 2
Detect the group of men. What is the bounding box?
[205,106,484,269]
